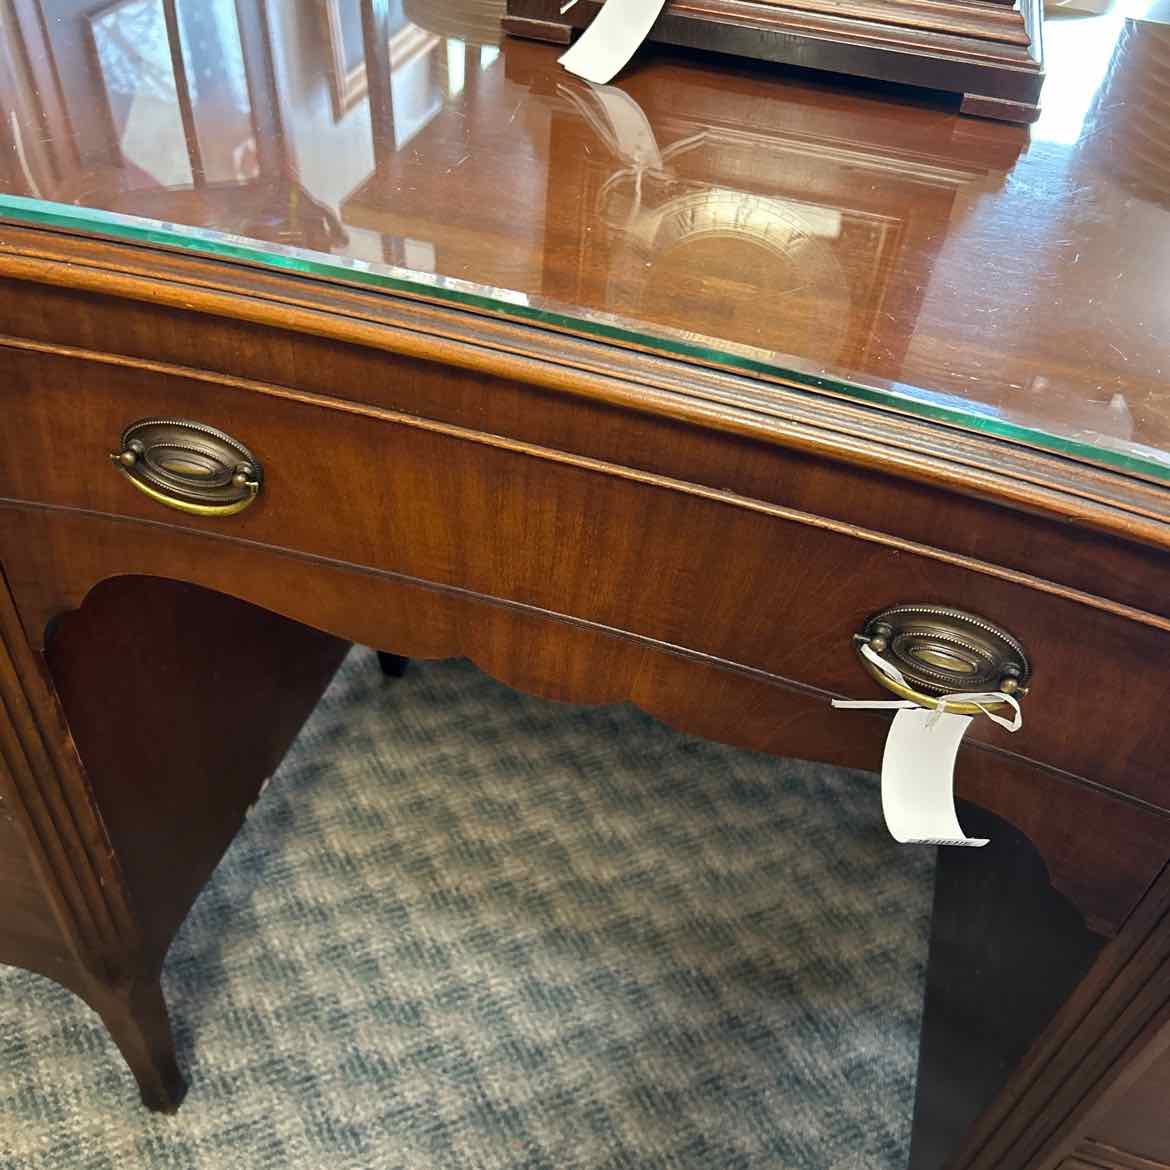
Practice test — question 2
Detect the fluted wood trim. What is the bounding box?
[0,566,137,971]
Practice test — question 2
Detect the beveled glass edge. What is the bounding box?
[3,193,1169,484]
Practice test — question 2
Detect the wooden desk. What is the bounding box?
[3,2,1170,1167]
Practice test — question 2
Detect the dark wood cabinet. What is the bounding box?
[504,0,1047,122]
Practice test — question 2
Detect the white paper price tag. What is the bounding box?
[880,708,988,847]
[559,0,669,84]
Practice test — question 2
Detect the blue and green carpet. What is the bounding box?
[1,651,933,1169]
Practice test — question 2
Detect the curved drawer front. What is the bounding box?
[3,344,1170,811]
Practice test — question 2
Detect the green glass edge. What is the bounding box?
[4,193,1168,483]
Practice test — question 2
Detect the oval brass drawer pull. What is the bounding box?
[857,604,1030,714]
[110,419,263,517]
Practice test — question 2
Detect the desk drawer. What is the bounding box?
[4,345,1170,811]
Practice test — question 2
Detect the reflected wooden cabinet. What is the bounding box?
[504,0,1047,122]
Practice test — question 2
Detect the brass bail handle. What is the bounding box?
[110,419,263,518]
[856,605,1030,715]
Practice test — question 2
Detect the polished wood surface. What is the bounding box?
[3,226,1170,585]
[7,326,1170,826]
[3,2,1170,1167]
[0,337,1160,733]
[1,1,1169,471]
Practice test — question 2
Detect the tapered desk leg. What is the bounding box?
[909,804,1104,1169]
[0,569,349,1107]
[0,565,194,1110]
[376,650,409,677]
[89,977,187,1112]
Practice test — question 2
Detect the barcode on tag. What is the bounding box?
[902,837,988,848]
[880,708,990,848]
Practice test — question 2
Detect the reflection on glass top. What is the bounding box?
[2,0,1170,478]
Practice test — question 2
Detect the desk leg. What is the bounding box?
[88,977,186,1112]
[0,572,349,1108]
[909,803,1104,1169]
[376,651,409,677]
[0,566,191,1110]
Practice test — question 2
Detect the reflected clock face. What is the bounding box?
[603,183,854,360]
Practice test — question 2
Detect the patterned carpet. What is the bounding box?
[1,651,934,1170]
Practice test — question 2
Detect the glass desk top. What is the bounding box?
[2,0,1169,479]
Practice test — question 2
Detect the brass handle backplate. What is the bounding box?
[856,604,1030,714]
[110,419,262,517]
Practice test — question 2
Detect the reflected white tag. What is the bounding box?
[881,708,989,848]
[559,0,669,84]
[588,86,663,167]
